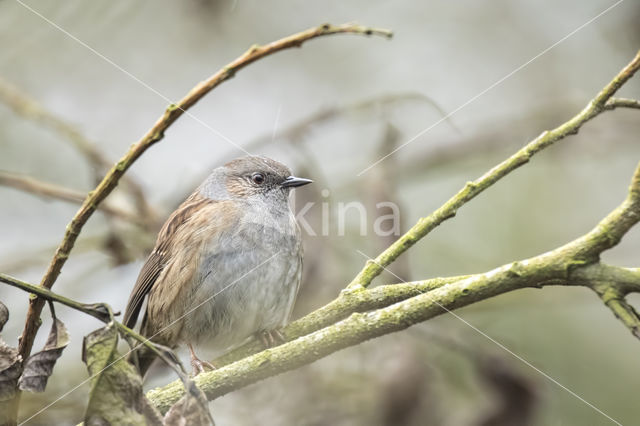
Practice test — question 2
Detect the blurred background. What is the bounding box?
[1,0,640,424]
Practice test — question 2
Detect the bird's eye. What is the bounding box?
[251,173,265,184]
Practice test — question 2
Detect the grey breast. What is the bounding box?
[182,199,302,350]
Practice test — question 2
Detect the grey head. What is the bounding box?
[199,156,312,204]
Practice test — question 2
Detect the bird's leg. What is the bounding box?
[188,343,215,375]
[257,328,286,348]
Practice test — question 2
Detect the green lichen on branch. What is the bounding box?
[147,51,640,413]
[212,275,468,366]
[347,50,640,290]
[149,166,640,412]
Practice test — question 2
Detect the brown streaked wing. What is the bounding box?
[123,250,164,328]
[122,193,214,329]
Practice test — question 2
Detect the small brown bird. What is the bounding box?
[123,156,312,375]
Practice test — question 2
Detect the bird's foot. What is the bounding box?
[188,343,216,376]
[191,357,216,376]
[257,328,286,348]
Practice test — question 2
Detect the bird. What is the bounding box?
[123,156,312,376]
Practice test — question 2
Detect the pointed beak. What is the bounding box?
[281,175,313,188]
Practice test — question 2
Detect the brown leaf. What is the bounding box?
[18,318,69,392]
[163,382,214,426]
[0,301,8,332]
[0,340,21,402]
[83,324,162,426]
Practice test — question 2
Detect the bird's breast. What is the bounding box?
[181,205,302,350]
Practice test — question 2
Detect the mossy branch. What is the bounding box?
[146,50,640,413]
[347,50,640,290]
[147,160,640,413]
[16,22,392,361]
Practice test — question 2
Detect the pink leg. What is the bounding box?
[188,343,215,375]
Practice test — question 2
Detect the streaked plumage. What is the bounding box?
[124,156,309,375]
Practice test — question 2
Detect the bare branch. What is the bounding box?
[16,22,392,362]
[604,97,640,110]
[241,92,449,151]
[347,50,640,290]
[0,76,157,223]
[0,171,147,228]
[0,273,110,323]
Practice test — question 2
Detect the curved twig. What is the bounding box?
[0,76,157,224]
[16,22,392,360]
[346,50,640,290]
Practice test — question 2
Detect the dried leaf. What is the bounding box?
[0,340,21,402]
[0,301,8,332]
[163,381,214,426]
[18,318,69,392]
[83,324,162,426]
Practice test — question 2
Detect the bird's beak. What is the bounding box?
[281,176,313,188]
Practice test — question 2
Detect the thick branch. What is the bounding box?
[16,22,392,360]
[347,50,640,290]
[148,161,640,412]
[213,275,469,366]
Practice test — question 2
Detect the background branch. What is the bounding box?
[0,170,148,228]
[0,76,157,223]
[347,50,640,290]
[239,92,451,152]
[16,22,392,362]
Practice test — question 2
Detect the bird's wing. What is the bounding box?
[122,193,221,329]
[123,250,164,329]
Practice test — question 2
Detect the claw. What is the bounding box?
[257,329,286,348]
[188,343,215,376]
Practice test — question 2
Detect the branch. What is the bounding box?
[0,273,190,382]
[213,275,469,366]
[347,50,640,290]
[147,160,640,413]
[0,76,157,223]
[604,97,640,110]
[241,92,448,150]
[0,170,148,228]
[0,273,110,323]
[16,22,392,360]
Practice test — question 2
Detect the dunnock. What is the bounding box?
[123,156,312,375]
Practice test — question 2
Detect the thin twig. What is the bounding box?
[0,76,157,223]
[604,97,640,110]
[0,272,192,385]
[240,92,450,152]
[0,273,111,323]
[16,22,392,361]
[0,171,147,228]
[346,50,640,290]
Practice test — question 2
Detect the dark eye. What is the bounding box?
[251,173,265,184]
